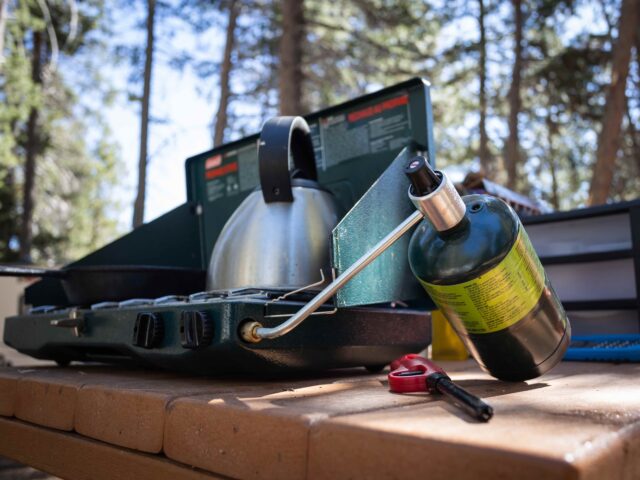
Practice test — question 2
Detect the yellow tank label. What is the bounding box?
[420,227,546,334]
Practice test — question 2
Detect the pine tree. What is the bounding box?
[132,0,156,228]
[0,0,122,264]
[213,0,240,146]
[504,0,524,190]
[588,0,639,205]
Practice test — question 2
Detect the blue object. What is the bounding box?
[564,334,640,362]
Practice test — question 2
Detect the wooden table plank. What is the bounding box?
[15,370,83,431]
[163,376,454,480]
[0,417,227,480]
[75,370,387,455]
[3,361,640,480]
[74,375,280,454]
[307,361,640,480]
[0,368,21,416]
[2,367,176,432]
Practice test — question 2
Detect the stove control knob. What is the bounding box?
[133,312,164,349]
[180,311,214,349]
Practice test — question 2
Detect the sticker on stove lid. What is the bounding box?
[236,144,259,191]
[203,144,260,202]
[309,121,324,170]
[203,91,412,202]
[315,93,411,168]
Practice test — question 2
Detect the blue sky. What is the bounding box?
[101,5,227,230]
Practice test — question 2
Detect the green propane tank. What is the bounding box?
[405,156,571,381]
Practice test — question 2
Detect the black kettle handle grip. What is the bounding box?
[258,116,318,203]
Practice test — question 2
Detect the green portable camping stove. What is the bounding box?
[4,79,435,374]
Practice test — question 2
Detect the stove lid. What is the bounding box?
[185,78,436,266]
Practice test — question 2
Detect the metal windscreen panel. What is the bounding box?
[331,147,425,307]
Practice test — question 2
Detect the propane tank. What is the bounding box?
[405,156,571,381]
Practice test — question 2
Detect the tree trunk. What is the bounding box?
[213,0,240,147]
[545,116,560,210]
[19,30,43,263]
[0,0,8,70]
[504,0,523,190]
[0,167,17,261]
[278,0,305,115]
[626,99,640,172]
[478,0,491,176]
[588,0,639,205]
[132,0,156,229]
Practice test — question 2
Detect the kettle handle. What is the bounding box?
[258,116,318,203]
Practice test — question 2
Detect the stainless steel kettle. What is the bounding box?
[207,116,340,291]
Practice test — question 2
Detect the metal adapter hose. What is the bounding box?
[241,210,424,343]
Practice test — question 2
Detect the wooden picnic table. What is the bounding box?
[0,359,638,480]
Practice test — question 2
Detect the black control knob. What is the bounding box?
[133,312,164,349]
[180,311,214,349]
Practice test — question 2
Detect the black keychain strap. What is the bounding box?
[258,116,317,203]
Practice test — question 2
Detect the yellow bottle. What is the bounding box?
[431,310,468,361]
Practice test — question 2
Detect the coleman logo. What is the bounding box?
[205,155,223,170]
